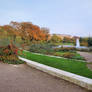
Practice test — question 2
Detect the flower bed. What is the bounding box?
[0,45,24,64]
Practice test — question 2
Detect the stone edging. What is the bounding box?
[19,56,92,91]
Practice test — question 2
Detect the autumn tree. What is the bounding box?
[0,21,51,47]
[10,21,50,43]
[2,25,20,42]
[41,27,50,41]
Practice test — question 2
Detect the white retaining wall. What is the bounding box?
[19,57,92,91]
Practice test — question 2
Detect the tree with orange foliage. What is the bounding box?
[10,21,50,42]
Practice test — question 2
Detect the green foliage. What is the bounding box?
[80,37,88,42]
[80,42,88,46]
[63,37,75,43]
[30,43,54,54]
[54,47,76,52]
[88,37,92,47]
[80,37,89,47]
[50,34,62,43]
[76,48,90,52]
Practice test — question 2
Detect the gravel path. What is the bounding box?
[77,51,92,70]
[77,51,92,63]
[0,63,90,92]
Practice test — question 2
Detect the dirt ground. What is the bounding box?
[0,63,90,92]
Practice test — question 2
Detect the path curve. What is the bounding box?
[77,51,92,63]
[77,51,92,70]
[0,63,90,92]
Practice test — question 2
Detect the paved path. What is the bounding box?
[77,51,92,70]
[0,63,90,92]
[78,51,92,63]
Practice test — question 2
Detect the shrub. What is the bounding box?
[89,47,92,52]
[53,53,63,57]
[54,48,61,52]
[54,47,76,52]
[76,48,90,52]
[0,44,24,64]
[63,52,75,58]
[30,43,54,54]
[88,37,92,47]
[80,42,88,47]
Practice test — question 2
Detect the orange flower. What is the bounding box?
[3,49,9,54]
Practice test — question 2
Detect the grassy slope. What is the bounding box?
[20,51,92,79]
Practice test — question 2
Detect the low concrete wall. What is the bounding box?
[19,57,92,91]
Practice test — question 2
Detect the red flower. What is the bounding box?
[14,49,18,55]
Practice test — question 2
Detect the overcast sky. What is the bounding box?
[0,0,92,37]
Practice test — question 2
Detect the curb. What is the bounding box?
[19,57,92,91]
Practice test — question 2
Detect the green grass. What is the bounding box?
[62,43,74,46]
[20,51,92,79]
[54,43,74,46]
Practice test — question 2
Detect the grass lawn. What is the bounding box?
[20,51,92,79]
[54,43,74,46]
[62,43,74,46]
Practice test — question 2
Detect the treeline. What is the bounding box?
[0,21,92,47]
[80,37,92,47]
[0,21,50,46]
[50,34,75,43]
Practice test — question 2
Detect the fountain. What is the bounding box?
[75,38,88,49]
[55,37,88,49]
[76,38,80,48]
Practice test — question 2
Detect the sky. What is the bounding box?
[0,0,92,37]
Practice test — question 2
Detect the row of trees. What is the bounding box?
[0,21,50,46]
[50,34,75,44]
[50,35,92,47]
[80,37,92,47]
[0,21,92,47]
